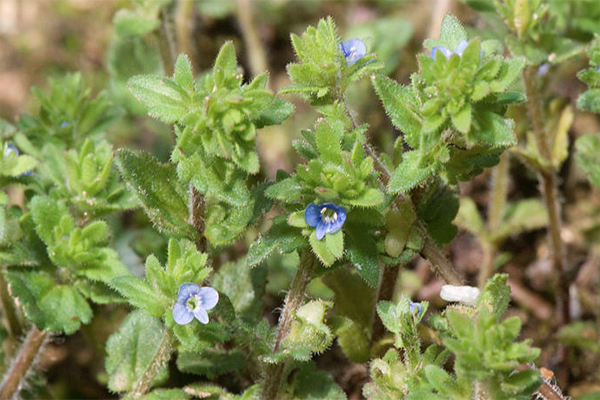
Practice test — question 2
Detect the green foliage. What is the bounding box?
[17,73,122,149]
[105,311,169,392]
[279,300,334,361]
[578,35,600,113]
[111,238,210,321]
[282,17,382,105]
[115,148,194,237]
[374,15,523,193]
[575,133,600,188]
[281,362,347,400]
[0,142,37,182]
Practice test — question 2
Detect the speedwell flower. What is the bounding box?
[339,38,366,65]
[304,202,346,240]
[431,39,469,60]
[173,283,219,325]
[409,300,422,315]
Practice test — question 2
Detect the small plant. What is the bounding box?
[2,1,600,399]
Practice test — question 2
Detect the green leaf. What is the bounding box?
[128,75,189,123]
[555,321,600,353]
[477,273,511,318]
[454,197,484,236]
[329,316,370,363]
[346,188,385,208]
[287,362,347,400]
[325,230,344,259]
[501,369,542,397]
[344,223,379,287]
[470,111,516,148]
[110,276,168,318]
[115,149,194,237]
[265,177,303,202]
[388,151,435,194]
[105,311,169,392]
[246,220,305,267]
[575,133,600,188]
[253,97,295,128]
[29,195,68,244]
[451,103,472,134]
[7,270,92,334]
[177,348,246,379]
[490,57,525,93]
[417,179,459,245]
[173,54,195,91]
[309,231,338,267]
[113,9,159,37]
[577,89,600,113]
[376,301,400,334]
[491,199,548,243]
[144,389,191,400]
[213,42,238,88]
[424,365,463,398]
[372,76,422,146]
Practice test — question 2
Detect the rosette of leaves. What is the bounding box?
[5,196,130,334]
[41,139,137,219]
[15,73,122,150]
[129,44,293,174]
[282,16,383,105]
[258,109,385,286]
[373,14,525,193]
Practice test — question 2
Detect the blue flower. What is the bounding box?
[538,63,550,76]
[339,38,366,66]
[172,283,219,325]
[304,202,346,240]
[409,300,422,315]
[431,39,470,60]
[597,66,600,73]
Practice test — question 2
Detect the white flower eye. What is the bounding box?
[440,285,481,306]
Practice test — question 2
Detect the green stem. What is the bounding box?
[129,329,174,398]
[175,0,196,66]
[523,66,569,326]
[362,143,462,285]
[478,152,509,288]
[236,0,268,77]
[189,184,207,253]
[0,326,47,400]
[157,7,177,76]
[261,248,315,400]
[0,267,23,339]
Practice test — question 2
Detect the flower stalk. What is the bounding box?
[190,184,207,253]
[261,248,315,400]
[0,326,47,400]
[523,65,569,327]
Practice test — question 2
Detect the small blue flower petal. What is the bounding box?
[431,45,453,60]
[304,203,321,227]
[173,303,194,325]
[5,144,19,157]
[60,121,69,128]
[597,66,600,73]
[176,282,201,303]
[409,301,422,315]
[199,287,219,310]
[538,63,550,76]
[454,40,469,56]
[194,308,210,324]
[315,222,328,240]
[340,38,366,66]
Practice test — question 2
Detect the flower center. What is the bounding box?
[186,294,202,311]
[320,207,338,224]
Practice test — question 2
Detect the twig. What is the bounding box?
[0,268,23,339]
[0,326,47,400]
[261,248,315,400]
[189,184,207,253]
[175,0,196,67]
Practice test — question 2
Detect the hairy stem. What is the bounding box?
[175,0,196,66]
[236,0,268,77]
[261,248,315,400]
[129,329,174,398]
[515,364,567,400]
[0,326,47,400]
[0,268,23,339]
[158,7,177,76]
[478,152,509,288]
[190,185,207,253]
[523,66,569,326]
